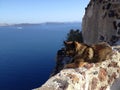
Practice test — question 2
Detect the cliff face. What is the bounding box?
[34,48,120,90]
[82,0,120,45]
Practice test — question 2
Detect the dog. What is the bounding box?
[64,41,113,68]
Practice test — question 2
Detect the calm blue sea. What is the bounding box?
[0,23,81,90]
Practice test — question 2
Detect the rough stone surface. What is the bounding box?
[34,48,120,90]
[82,0,120,45]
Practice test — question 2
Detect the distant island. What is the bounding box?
[0,23,10,26]
[0,22,81,26]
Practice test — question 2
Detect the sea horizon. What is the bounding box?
[0,22,81,26]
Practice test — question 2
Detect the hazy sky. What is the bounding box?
[0,0,89,24]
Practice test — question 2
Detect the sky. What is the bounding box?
[0,0,89,24]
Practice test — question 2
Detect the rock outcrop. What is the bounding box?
[82,0,120,45]
[34,48,120,90]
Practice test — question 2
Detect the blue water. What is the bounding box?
[0,23,81,90]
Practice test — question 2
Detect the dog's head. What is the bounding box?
[64,41,80,57]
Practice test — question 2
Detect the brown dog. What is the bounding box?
[64,41,113,68]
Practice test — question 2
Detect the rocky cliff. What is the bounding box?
[82,0,120,45]
[34,47,120,90]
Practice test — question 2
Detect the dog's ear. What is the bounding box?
[64,41,67,46]
[73,41,79,48]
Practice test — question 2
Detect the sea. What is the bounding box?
[0,23,81,90]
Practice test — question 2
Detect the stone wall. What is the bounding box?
[82,0,120,45]
[34,49,120,90]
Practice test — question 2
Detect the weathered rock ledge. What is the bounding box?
[34,47,120,90]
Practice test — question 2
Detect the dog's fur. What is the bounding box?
[64,41,113,68]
